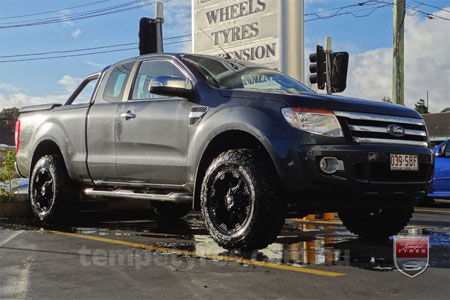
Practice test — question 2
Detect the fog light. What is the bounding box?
[319,157,344,174]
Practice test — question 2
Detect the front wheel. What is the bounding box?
[338,199,415,239]
[201,149,285,251]
[30,155,78,224]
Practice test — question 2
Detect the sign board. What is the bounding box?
[191,0,304,82]
[394,236,429,278]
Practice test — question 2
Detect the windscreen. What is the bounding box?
[182,54,314,94]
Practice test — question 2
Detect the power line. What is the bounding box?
[305,3,392,22]
[375,0,450,20]
[0,34,191,58]
[0,0,143,25]
[0,39,191,63]
[0,0,112,20]
[408,8,450,20]
[0,0,170,29]
[405,3,450,20]
[304,0,449,22]
[408,0,450,14]
[0,48,138,63]
[0,42,136,58]
[304,1,382,17]
[0,1,153,28]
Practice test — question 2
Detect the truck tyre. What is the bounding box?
[30,155,78,224]
[338,199,415,239]
[201,149,285,251]
[152,202,191,220]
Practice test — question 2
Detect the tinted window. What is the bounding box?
[104,62,134,102]
[182,54,314,94]
[131,60,185,100]
[444,141,450,157]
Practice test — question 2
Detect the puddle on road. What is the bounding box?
[2,210,449,271]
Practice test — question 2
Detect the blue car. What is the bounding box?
[428,139,450,199]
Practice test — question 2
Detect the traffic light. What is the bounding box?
[309,45,326,90]
[139,17,158,55]
[331,52,349,93]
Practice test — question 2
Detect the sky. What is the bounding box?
[0,0,449,112]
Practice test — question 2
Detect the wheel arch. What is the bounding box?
[30,140,66,175]
[192,129,280,210]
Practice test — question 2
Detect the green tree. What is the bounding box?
[0,107,19,120]
[0,107,19,146]
[0,149,18,202]
[414,99,429,114]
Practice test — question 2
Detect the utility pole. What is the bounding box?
[325,36,333,95]
[393,0,405,105]
[427,90,429,112]
[155,1,164,53]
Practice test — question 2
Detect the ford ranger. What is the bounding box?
[15,53,433,250]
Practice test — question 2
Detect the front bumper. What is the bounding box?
[273,141,434,199]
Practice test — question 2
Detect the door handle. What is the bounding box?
[120,111,136,120]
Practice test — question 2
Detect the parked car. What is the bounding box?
[428,139,450,199]
[15,53,433,250]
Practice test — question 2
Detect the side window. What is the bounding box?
[444,141,450,157]
[69,78,99,105]
[104,62,134,102]
[131,60,185,100]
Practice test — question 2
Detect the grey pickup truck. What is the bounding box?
[16,53,433,250]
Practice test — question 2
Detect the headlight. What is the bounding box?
[281,107,343,137]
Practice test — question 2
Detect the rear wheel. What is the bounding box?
[338,199,415,239]
[30,155,78,224]
[201,149,285,251]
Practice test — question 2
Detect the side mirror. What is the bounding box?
[434,148,442,157]
[149,76,193,98]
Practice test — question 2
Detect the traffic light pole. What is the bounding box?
[155,1,164,53]
[325,37,333,95]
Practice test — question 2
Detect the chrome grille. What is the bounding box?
[334,111,428,147]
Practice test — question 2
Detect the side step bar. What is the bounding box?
[84,188,192,204]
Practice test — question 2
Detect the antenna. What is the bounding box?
[200,29,231,59]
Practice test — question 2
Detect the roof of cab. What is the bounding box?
[112,52,183,66]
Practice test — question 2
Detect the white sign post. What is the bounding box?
[192,0,304,83]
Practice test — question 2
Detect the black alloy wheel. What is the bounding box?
[201,149,285,251]
[30,155,78,224]
[207,167,253,237]
[31,167,55,219]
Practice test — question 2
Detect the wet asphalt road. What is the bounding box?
[1,201,449,299]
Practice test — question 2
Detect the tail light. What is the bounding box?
[15,121,20,153]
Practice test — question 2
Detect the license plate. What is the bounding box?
[390,154,419,171]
